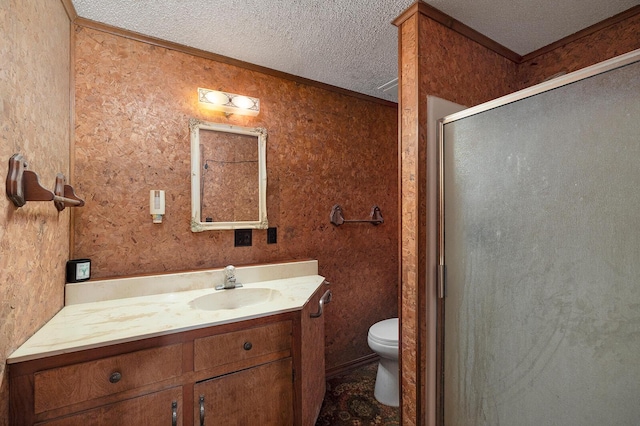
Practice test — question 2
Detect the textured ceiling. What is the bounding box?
[71,0,639,102]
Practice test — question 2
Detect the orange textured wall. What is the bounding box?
[417,20,519,106]
[397,9,518,424]
[72,26,399,370]
[0,2,71,424]
[518,12,640,88]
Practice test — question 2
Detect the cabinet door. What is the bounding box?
[194,358,293,426]
[299,283,328,425]
[37,386,182,426]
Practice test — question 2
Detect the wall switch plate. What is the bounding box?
[267,227,277,244]
[234,229,252,247]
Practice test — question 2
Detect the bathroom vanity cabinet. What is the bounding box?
[9,283,329,426]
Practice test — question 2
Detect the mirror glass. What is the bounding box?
[190,118,267,231]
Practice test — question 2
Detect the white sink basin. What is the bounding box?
[189,288,282,311]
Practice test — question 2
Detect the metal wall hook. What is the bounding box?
[330,204,383,226]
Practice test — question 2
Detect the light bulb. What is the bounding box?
[232,95,254,109]
[204,91,229,105]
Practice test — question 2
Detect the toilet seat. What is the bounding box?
[368,318,398,346]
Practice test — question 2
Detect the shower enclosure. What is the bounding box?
[438,50,640,425]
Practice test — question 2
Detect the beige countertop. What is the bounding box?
[8,261,325,364]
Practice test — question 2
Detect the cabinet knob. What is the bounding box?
[109,371,122,383]
[243,341,253,351]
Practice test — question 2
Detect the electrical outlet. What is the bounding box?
[234,229,252,247]
[267,227,277,244]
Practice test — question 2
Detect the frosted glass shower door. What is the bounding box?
[441,57,640,425]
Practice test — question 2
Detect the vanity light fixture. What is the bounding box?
[197,88,260,116]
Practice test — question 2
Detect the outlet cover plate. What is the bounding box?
[234,229,252,247]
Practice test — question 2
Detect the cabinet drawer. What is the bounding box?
[194,321,291,371]
[34,344,182,414]
[37,386,183,426]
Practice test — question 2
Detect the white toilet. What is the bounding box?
[367,317,399,407]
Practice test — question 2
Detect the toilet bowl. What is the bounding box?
[367,318,399,407]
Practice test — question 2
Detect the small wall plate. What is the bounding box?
[267,227,277,244]
[234,229,252,247]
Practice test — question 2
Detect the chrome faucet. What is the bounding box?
[216,265,243,290]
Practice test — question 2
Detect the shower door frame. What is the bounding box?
[433,48,640,425]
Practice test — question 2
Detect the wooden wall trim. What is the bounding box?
[522,5,640,63]
[393,1,522,63]
[395,9,423,425]
[60,0,77,21]
[396,2,640,66]
[396,12,405,423]
[392,2,421,27]
[68,5,76,260]
[72,17,397,108]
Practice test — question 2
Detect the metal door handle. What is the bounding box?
[199,395,205,426]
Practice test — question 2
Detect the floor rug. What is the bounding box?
[315,362,400,426]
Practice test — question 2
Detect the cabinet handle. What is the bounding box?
[199,395,205,426]
[171,401,178,426]
[310,289,332,318]
[243,341,253,351]
[108,371,122,383]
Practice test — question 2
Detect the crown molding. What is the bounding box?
[395,1,640,65]
[393,1,522,63]
[521,5,640,63]
[60,0,78,21]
